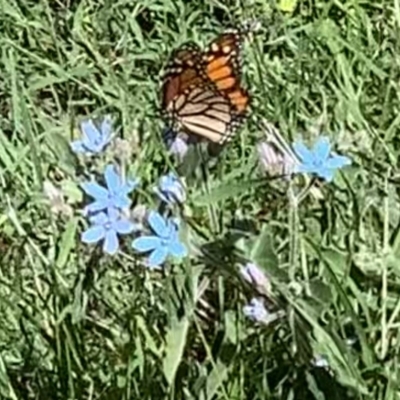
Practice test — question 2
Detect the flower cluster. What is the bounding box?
[80,164,139,255]
[71,117,187,267]
[69,116,353,320]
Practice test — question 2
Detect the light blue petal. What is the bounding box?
[148,211,168,237]
[107,207,120,221]
[82,225,105,243]
[120,178,139,195]
[148,246,168,267]
[81,120,101,143]
[132,236,161,252]
[106,206,119,216]
[70,140,86,154]
[89,143,103,153]
[114,219,136,234]
[243,305,254,318]
[81,182,108,200]
[85,200,109,213]
[313,137,331,161]
[326,155,351,169]
[293,141,313,163]
[172,187,185,203]
[168,173,181,188]
[317,167,334,182]
[168,240,187,258]
[166,220,179,240]
[113,194,131,209]
[104,164,121,192]
[100,115,113,138]
[243,298,268,322]
[158,174,185,204]
[89,212,108,225]
[159,175,170,189]
[103,230,119,255]
[169,218,180,229]
[167,171,177,180]
[160,173,175,189]
[295,163,319,174]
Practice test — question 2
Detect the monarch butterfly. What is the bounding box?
[162,25,254,144]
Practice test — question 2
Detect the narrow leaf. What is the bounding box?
[163,317,189,386]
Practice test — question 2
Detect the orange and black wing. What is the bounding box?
[161,44,206,118]
[162,42,235,143]
[161,28,252,144]
[203,29,250,116]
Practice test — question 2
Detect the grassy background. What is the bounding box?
[1,0,400,398]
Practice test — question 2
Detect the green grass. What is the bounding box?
[1,0,400,398]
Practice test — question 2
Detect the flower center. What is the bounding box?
[161,238,170,246]
[313,158,323,167]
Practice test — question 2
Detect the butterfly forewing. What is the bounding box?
[162,44,204,111]
[204,30,250,116]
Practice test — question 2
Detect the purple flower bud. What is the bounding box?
[240,263,271,294]
[257,141,296,177]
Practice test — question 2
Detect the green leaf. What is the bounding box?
[193,179,262,206]
[308,278,334,306]
[224,310,240,344]
[305,372,325,400]
[251,224,287,281]
[163,317,189,386]
[56,217,79,269]
[205,361,228,400]
[0,354,18,400]
[48,132,78,176]
[61,179,83,204]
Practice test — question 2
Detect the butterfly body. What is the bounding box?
[161,28,251,144]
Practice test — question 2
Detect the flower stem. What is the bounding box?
[288,181,298,282]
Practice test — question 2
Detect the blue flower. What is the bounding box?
[71,116,113,155]
[243,298,286,325]
[131,211,187,268]
[293,136,351,182]
[154,172,186,204]
[81,164,139,214]
[81,208,137,255]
